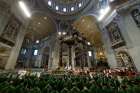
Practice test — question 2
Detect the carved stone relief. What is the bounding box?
[1,14,21,43]
[131,8,140,28]
[115,50,136,71]
[106,19,125,49]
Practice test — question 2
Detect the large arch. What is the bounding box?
[73,15,109,69]
[16,12,57,68]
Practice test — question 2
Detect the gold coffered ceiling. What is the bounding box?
[73,16,103,48]
[26,14,56,39]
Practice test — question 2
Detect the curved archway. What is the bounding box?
[16,12,57,68]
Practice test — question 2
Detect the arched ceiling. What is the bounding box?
[73,15,103,48]
[26,13,56,40]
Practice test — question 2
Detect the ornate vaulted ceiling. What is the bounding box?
[22,0,103,44]
[73,16,103,48]
[1,0,131,47]
[26,13,56,40]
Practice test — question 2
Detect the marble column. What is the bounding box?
[71,46,75,70]
[48,46,53,70]
[48,34,57,70]
[120,12,140,71]
[35,54,42,68]
[51,39,60,70]
[101,28,118,68]
[87,53,92,68]
[5,26,27,70]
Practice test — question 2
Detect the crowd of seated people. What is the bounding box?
[0,70,139,93]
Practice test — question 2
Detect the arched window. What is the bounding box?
[34,50,38,55]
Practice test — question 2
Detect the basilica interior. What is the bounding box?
[0,0,140,93]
